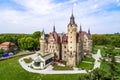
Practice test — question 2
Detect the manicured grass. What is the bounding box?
[53,65,73,70]
[93,45,106,56]
[100,61,110,72]
[93,45,99,54]
[83,57,95,62]
[0,56,84,80]
[23,57,33,63]
[77,57,95,70]
[77,62,94,70]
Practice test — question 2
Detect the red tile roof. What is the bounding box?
[62,34,68,43]
[52,31,59,43]
[0,42,16,48]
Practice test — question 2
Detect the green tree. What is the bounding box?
[0,48,4,57]
[18,37,35,50]
[32,31,41,50]
[0,48,4,54]
[32,31,41,39]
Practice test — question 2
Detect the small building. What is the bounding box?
[32,53,54,69]
[0,42,17,52]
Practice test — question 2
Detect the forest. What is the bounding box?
[0,32,120,51]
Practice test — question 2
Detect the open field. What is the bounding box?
[0,56,84,80]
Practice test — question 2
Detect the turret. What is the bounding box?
[40,29,46,54]
[70,13,75,24]
[67,12,77,67]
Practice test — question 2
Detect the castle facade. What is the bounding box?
[40,13,92,67]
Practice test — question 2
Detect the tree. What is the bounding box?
[0,48,4,54]
[18,37,35,50]
[32,31,41,39]
[32,31,41,50]
[0,48,4,57]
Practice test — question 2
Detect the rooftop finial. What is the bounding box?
[42,28,45,34]
[88,28,91,35]
[53,24,55,32]
[80,24,82,32]
[70,8,75,24]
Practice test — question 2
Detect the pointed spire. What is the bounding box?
[53,24,55,32]
[42,28,45,34]
[70,9,75,24]
[88,28,91,35]
[79,24,82,32]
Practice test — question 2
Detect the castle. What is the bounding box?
[40,13,92,67]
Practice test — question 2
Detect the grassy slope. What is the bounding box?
[0,56,82,80]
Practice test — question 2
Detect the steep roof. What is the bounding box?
[51,31,59,43]
[79,31,91,40]
[62,34,68,43]
[0,42,17,48]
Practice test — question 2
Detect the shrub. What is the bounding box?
[23,57,33,63]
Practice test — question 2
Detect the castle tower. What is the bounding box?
[67,12,77,67]
[40,29,46,54]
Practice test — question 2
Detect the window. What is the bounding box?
[70,52,72,55]
[64,56,66,59]
[70,41,72,43]
[64,51,66,53]
[71,36,72,38]
[64,46,66,48]
[70,47,72,49]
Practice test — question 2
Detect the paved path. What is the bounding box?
[92,49,101,69]
[18,49,102,74]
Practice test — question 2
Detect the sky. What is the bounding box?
[0,0,120,34]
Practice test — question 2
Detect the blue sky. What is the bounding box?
[0,0,120,34]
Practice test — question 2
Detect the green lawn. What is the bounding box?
[83,57,95,62]
[100,61,110,72]
[77,62,94,70]
[93,45,106,56]
[0,56,84,80]
[53,65,73,70]
[93,45,99,54]
[77,57,95,70]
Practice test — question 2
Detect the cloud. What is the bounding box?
[0,0,120,34]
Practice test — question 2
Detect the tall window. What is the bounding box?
[64,46,66,48]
